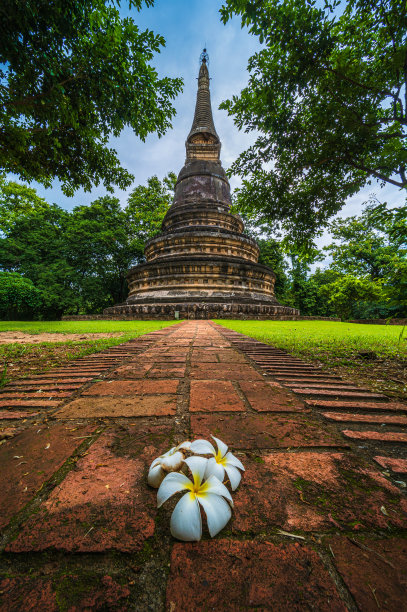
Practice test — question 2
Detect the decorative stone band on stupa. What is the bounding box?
[104,51,299,320]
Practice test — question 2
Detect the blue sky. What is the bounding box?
[13,0,405,252]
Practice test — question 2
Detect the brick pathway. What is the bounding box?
[0,321,406,611]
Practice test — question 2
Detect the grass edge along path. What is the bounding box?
[214,320,407,401]
[0,321,179,385]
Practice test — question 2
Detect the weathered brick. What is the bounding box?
[0,577,57,611]
[232,453,407,533]
[191,412,342,449]
[7,431,156,553]
[374,456,407,473]
[239,380,306,412]
[0,400,60,408]
[189,380,245,412]
[55,394,177,418]
[0,411,39,419]
[343,430,407,443]
[7,378,90,386]
[0,423,95,530]
[83,379,179,395]
[147,365,186,378]
[293,388,386,400]
[166,541,345,611]
[0,392,73,399]
[190,364,263,381]
[328,536,407,612]
[323,412,407,425]
[305,399,407,412]
[110,364,151,378]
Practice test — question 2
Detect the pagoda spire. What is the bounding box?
[186,49,221,162]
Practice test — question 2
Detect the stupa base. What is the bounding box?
[103,301,299,320]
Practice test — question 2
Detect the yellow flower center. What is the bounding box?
[215,450,226,465]
[186,473,209,498]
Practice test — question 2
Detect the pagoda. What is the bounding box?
[104,52,299,320]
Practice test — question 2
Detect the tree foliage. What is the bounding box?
[0,0,182,195]
[0,271,42,319]
[220,0,407,250]
[0,175,173,318]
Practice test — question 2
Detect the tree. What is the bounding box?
[319,274,386,320]
[126,172,176,260]
[325,200,407,315]
[0,175,174,317]
[65,196,135,310]
[0,271,42,319]
[220,0,407,250]
[0,0,182,195]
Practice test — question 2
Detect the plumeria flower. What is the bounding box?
[189,436,245,490]
[148,441,191,488]
[157,456,233,541]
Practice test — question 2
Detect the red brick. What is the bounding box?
[239,380,306,412]
[343,430,407,443]
[83,379,179,395]
[323,412,407,425]
[191,412,342,449]
[7,431,156,553]
[166,540,345,611]
[8,378,92,385]
[0,392,73,399]
[232,452,407,533]
[289,383,364,391]
[0,423,95,530]
[328,537,407,611]
[55,394,177,418]
[305,400,407,412]
[190,353,219,363]
[216,350,248,363]
[190,364,263,381]
[4,384,82,392]
[189,380,245,412]
[147,365,186,378]
[0,411,39,419]
[276,377,342,383]
[0,400,60,408]
[0,573,132,611]
[0,577,57,611]
[374,456,407,473]
[109,365,151,378]
[29,374,95,380]
[292,388,386,399]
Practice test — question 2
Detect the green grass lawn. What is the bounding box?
[214,320,407,399]
[0,320,179,335]
[0,320,179,385]
[214,320,406,362]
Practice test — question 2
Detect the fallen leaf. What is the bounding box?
[45,443,50,450]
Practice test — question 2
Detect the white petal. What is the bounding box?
[204,457,225,482]
[211,435,228,459]
[224,464,242,491]
[205,475,234,507]
[189,439,216,456]
[161,451,184,472]
[150,457,161,470]
[157,472,191,508]
[177,441,191,450]
[224,451,245,472]
[198,493,232,537]
[170,492,202,541]
[184,456,208,486]
[147,464,165,488]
